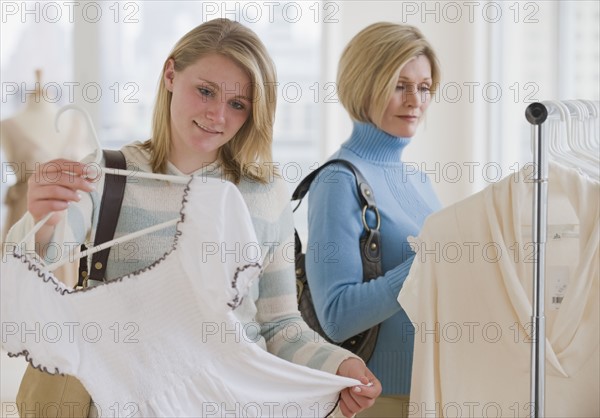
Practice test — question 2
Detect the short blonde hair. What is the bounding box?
[143,18,277,184]
[337,22,441,126]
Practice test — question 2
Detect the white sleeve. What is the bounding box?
[4,212,37,255]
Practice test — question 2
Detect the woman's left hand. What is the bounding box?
[336,357,382,417]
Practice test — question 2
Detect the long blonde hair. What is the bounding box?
[143,18,277,184]
[337,22,441,127]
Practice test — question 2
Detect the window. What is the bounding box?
[487,0,599,175]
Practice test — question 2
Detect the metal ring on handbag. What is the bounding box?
[361,205,381,232]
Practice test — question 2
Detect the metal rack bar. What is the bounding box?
[525,102,549,418]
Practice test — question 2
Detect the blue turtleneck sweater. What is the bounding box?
[306,122,442,395]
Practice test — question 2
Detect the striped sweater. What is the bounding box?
[6,141,356,374]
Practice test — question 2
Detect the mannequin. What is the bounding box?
[0,69,87,241]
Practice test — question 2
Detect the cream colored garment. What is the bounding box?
[2,178,360,417]
[399,162,599,417]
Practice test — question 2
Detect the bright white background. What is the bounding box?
[1,0,599,412]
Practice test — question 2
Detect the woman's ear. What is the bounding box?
[164,59,176,92]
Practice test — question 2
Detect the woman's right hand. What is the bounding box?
[27,159,97,229]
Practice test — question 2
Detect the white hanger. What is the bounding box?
[48,218,182,271]
[544,100,600,179]
[19,105,193,272]
[544,100,599,180]
[564,101,597,166]
[577,100,600,161]
[570,100,599,178]
[586,101,599,150]
[545,100,577,166]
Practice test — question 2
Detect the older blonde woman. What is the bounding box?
[306,22,442,418]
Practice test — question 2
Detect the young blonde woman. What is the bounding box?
[305,22,442,417]
[8,18,380,417]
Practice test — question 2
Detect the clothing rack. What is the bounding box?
[525,102,549,418]
[525,100,599,417]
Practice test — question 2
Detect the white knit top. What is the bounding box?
[6,142,358,374]
[2,177,360,417]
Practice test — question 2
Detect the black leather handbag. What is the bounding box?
[292,159,382,362]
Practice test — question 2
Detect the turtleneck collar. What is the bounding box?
[342,122,411,163]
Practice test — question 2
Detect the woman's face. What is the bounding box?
[379,55,432,138]
[164,53,253,173]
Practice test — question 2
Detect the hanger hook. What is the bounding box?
[55,104,102,164]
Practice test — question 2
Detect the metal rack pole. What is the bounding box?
[525,102,549,418]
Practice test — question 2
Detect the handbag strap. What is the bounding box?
[292,159,382,281]
[77,150,127,287]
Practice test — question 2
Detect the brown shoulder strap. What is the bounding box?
[292,159,382,282]
[78,150,127,287]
